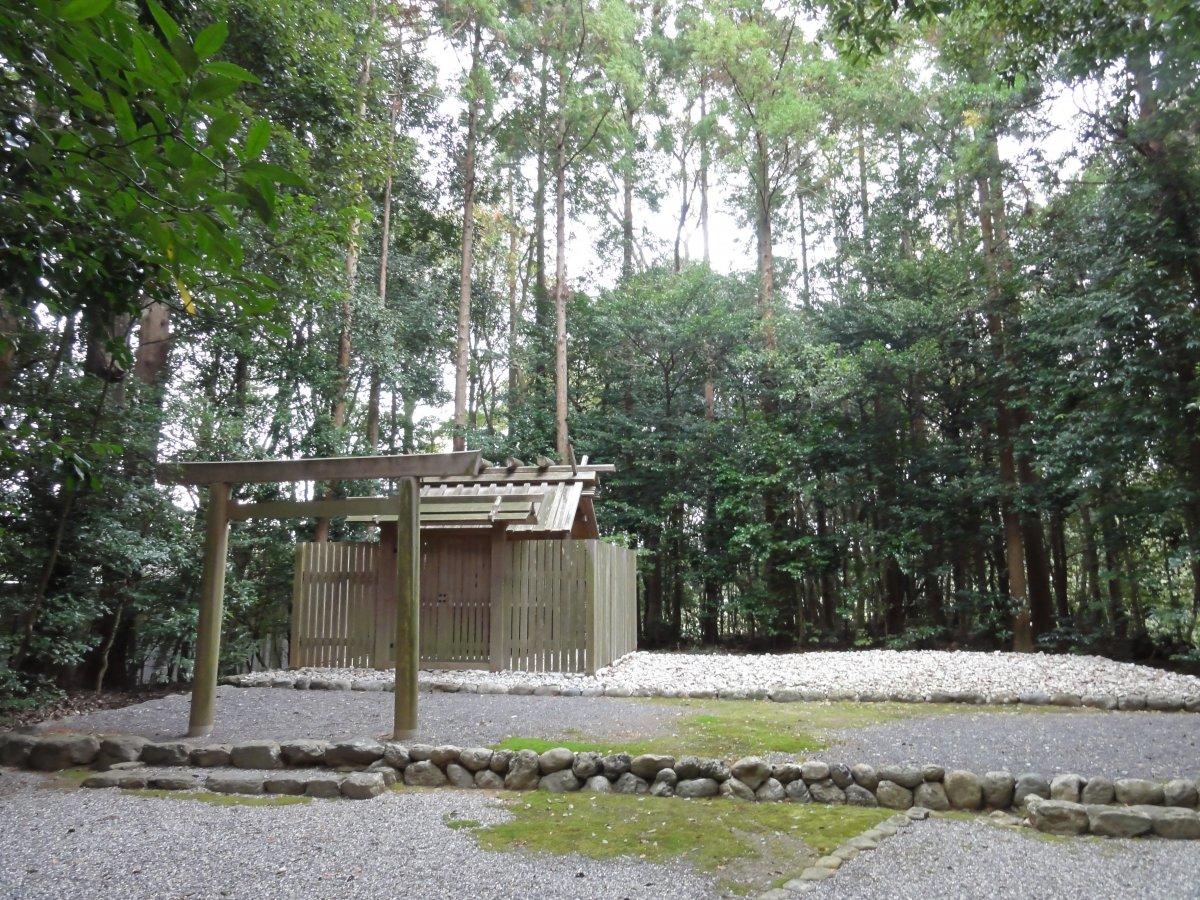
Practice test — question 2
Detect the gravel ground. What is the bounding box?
[0,770,714,900]
[246,650,1200,704]
[807,817,1200,899]
[827,708,1200,779]
[38,686,686,745]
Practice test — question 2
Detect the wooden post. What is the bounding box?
[392,476,420,739]
[488,523,507,671]
[375,521,398,668]
[189,481,231,737]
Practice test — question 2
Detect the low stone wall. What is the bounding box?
[3,731,1198,838]
[218,673,1200,713]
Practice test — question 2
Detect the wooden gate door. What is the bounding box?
[418,533,492,668]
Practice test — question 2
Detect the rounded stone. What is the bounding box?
[404,760,448,788]
[429,746,461,768]
[845,785,878,807]
[1049,693,1082,708]
[676,778,720,799]
[383,744,411,770]
[1163,778,1199,808]
[630,753,674,780]
[141,741,190,767]
[1150,807,1200,839]
[207,773,265,795]
[772,763,802,784]
[0,734,37,767]
[475,769,504,789]
[785,780,812,802]
[1089,806,1152,838]
[97,735,149,767]
[1027,798,1089,835]
[1114,778,1164,806]
[613,772,649,795]
[800,760,830,783]
[265,774,308,795]
[538,747,575,774]
[458,747,493,772]
[445,763,476,788]
[731,756,771,791]
[875,780,914,810]
[230,741,283,770]
[829,764,853,788]
[1081,776,1115,805]
[338,777,384,801]
[81,773,123,789]
[489,749,513,774]
[190,745,232,768]
[1117,694,1147,711]
[851,764,879,791]
[601,752,631,779]
[877,765,923,789]
[583,774,612,793]
[649,780,674,798]
[572,752,601,779]
[982,771,1015,808]
[324,739,384,768]
[921,765,945,782]
[28,734,101,771]
[303,775,343,798]
[1013,773,1051,807]
[809,779,846,805]
[1050,774,1084,804]
[540,770,582,792]
[148,775,197,791]
[719,777,755,801]
[281,740,330,767]
[944,770,983,810]
[756,778,786,802]
[914,782,950,811]
[503,750,540,790]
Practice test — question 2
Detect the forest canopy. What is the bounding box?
[2,0,1199,707]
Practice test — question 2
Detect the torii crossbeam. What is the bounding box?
[157,451,487,739]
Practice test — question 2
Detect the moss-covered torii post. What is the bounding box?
[156,451,485,739]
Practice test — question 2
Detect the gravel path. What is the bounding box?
[246,650,1200,705]
[0,771,713,900]
[807,817,1200,899]
[827,708,1200,779]
[38,686,686,745]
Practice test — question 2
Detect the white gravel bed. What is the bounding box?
[0,770,714,899]
[804,816,1200,899]
[238,650,1200,708]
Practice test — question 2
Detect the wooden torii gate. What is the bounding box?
[156,451,486,739]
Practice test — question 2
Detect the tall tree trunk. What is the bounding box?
[317,0,376,542]
[506,165,522,419]
[553,65,569,460]
[368,89,400,453]
[621,98,636,280]
[453,22,483,452]
[699,79,710,265]
[1049,508,1070,623]
[976,140,1032,651]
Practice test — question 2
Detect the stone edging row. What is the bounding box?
[219,673,1200,713]
[759,807,930,899]
[4,731,1199,839]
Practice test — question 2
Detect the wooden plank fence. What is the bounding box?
[290,542,380,668]
[291,538,637,674]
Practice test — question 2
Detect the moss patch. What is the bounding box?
[475,792,890,893]
[122,788,311,807]
[497,698,1051,759]
[444,814,483,830]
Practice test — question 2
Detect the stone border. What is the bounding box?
[3,731,1198,838]
[218,673,1200,713]
[759,807,929,899]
